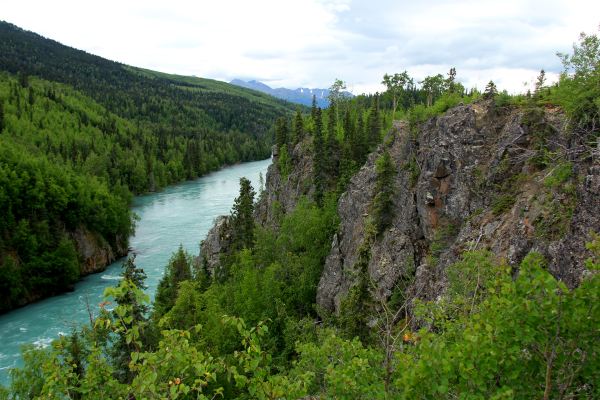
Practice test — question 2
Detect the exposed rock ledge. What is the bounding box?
[70,227,128,276]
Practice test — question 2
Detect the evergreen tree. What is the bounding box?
[372,151,396,234]
[28,87,35,106]
[356,112,366,161]
[367,98,381,150]
[313,107,325,206]
[275,117,288,151]
[231,177,256,249]
[293,109,304,144]
[153,245,193,319]
[534,69,546,95]
[325,104,339,176]
[343,109,355,155]
[18,71,28,88]
[0,100,4,132]
[111,255,148,383]
[117,255,148,320]
[311,94,318,122]
[484,80,498,99]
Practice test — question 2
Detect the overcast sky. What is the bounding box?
[3,0,599,94]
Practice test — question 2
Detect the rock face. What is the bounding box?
[201,138,314,272]
[317,101,599,315]
[317,121,425,312]
[71,227,128,276]
[255,140,314,227]
[199,215,234,273]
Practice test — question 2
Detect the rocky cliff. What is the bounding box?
[318,101,599,315]
[201,138,314,273]
[71,227,128,276]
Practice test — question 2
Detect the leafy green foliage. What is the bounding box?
[407,91,479,132]
[0,137,131,311]
[400,252,600,399]
[554,30,600,130]
[105,256,150,383]
[284,330,385,398]
[544,162,573,188]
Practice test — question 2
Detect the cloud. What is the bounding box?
[2,0,599,94]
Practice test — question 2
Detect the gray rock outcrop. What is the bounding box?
[317,101,599,315]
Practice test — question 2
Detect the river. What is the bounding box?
[0,158,271,386]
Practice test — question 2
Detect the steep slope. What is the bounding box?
[317,101,599,315]
[203,98,599,318]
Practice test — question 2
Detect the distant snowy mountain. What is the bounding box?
[230,79,353,108]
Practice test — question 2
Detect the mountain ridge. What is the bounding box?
[230,78,353,108]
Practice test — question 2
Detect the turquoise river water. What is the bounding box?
[0,158,271,386]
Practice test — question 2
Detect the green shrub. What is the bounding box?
[492,193,516,215]
[544,162,573,188]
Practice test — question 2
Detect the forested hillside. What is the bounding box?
[0,21,297,312]
[1,27,599,400]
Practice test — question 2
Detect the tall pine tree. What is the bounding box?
[313,107,325,206]
[231,177,256,249]
[153,245,193,319]
[367,97,381,150]
[111,255,149,383]
[275,117,288,150]
[325,104,339,177]
[293,109,304,145]
[0,100,4,132]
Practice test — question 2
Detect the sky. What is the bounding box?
[2,0,599,94]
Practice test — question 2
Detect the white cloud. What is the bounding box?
[2,0,599,93]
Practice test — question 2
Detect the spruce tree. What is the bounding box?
[313,107,325,206]
[275,117,288,151]
[28,87,35,106]
[231,177,256,249]
[111,255,148,383]
[293,109,304,144]
[325,104,339,176]
[0,100,4,132]
[372,150,396,234]
[534,69,546,96]
[367,98,381,150]
[356,112,366,161]
[484,80,498,99]
[153,245,192,319]
[343,109,355,154]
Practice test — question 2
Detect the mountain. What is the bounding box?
[230,79,353,108]
[0,21,297,312]
[0,22,297,135]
